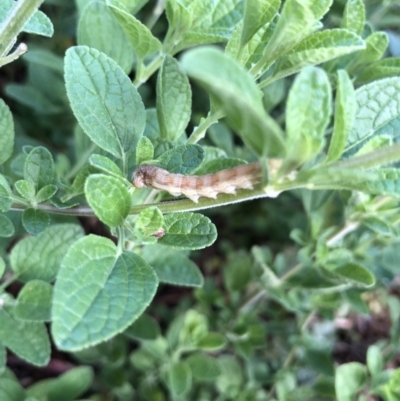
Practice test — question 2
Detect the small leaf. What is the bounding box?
[15,280,52,321]
[362,216,397,237]
[52,236,158,350]
[157,55,192,141]
[14,179,35,201]
[0,175,12,213]
[0,257,5,279]
[0,215,14,238]
[135,136,154,165]
[0,344,5,375]
[355,57,400,86]
[10,224,84,282]
[158,144,205,174]
[332,263,375,287]
[85,174,131,227]
[341,0,365,35]
[65,46,145,158]
[109,3,162,59]
[0,99,14,164]
[186,353,221,381]
[22,208,51,236]
[0,306,50,366]
[325,70,356,162]
[135,206,164,237]
[195,158,244,175]
[124,314,161,341]
[24,147,55,192]
[195,332,226,351]
[35,184,58,203]
[89,154,123,178]
[335,362,367,401]
[366,345,383,377]
[77,0,134,73]
[169,361,192,397]
[22,49,64,73]
[62,165,97,201]
[0,378,26,400]
[159,212,217,250]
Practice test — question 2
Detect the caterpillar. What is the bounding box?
[132,162,263,203]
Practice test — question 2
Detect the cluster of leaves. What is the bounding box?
[1,0,400,399]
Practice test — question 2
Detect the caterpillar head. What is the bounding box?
[132,164,159,188]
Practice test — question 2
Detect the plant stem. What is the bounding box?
[65,142,97,181]
[187,109,225,144]
[0,42,27,67]
[145,0,165,30]
[0,0,44,56]
[134,53,165,87]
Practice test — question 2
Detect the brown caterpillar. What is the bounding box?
[132,162,263,203]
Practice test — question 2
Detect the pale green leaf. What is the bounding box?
[135,206,164,237]
[124,314,161,340]
[135,136,154,165]
[10,224,84,282]
[240,0,280,47]
[326,70,356,162]
[195,158,244,175]
[0,306,50,366]
[0,257,5,279]
[341,0,365,35]
[77,0,134,73]
[15,280,52,321]
[52,235,158,351]
[61,165,97,202]
[355,57,400,86]
[362,216,396,237]
[308,0,333,20]
[0,99,14,164]
[157,55,192,141]
[367,345,383,377]
[0,215,14,238]
[22,209,50,236]
[345,77,400,155]
[85,174,131,227]
[159,212,217,250]
[271,29,365,82]
[35,184,58,203]
[0,378,26,401]
[24,147,55,191]
[158,144,204,174]
[22,49,64,73]
[65,46,145,158]
[89,154,123,178]
[181,47,285,157]
[169,361,192,397]
[186,353,221,381]
[0,344,5,375]
[14,179,35,201]
[335,362,367,401]
[332,263,375,287]
[165,0,192,35]
[195,332,226,350]
[216,355,243,394]
[284,66,331,169]
[0,174,12,212]
[109,4,162,59]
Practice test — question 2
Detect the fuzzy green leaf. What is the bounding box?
[335,362,367,401]
[10,224,84,282]
[308,0,333,20]
[355,57,400,86]
[159,212,217,250]
[169,361,192,397]
[0,344,5,375]
[0,99,14,164]
[22,49,64,73]
[0,257,5,279]
[24,147,55,192]
[0,174,12,212]
[332,263,375,287]
[186,353,221,381]
[22,208,50,236]
[196,332,226,350]
[35,184,58,203]
[135,136,154,165]
[341,0,365,35]
[0,378,26,401]
[89,154,123,178]
[136,206,164,237]
[14,179,35,201]
[0,306,50,366]
[15,280,52,321]
[65,46,145,158]
[52,235,158,351]
[157,55,192,141]
[77,0,134,73]
[0,215,14,238]
[181,47,285,157]
[366,345,383,377]
[124,314,161,340]
[158,144,205,174]
[109,4,162,59]
[85,174,131,227]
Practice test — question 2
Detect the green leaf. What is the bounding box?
[15,280,52,321]
[195,158,244,175]
[0,378,26,401]
[108,4,162,59]
[85,174,131,227]
[341,0,365,35]
[46,366,94,401]
[135,136,154,165]
[159,212,217,250]
[355,57,400,86]
[150,251,204,287]
[331,263,375,287]
[186,353,221,381]
[0,343,5,375]
[22,209,50,236]
[89,154,123,178]
[65,46,146,158]
[345,77,400,155]
[165,0,192,36]
[195,332,226,350]
[325,70,356,162]
[135,206,164,237]
[270,29,365,82]
[0,257,5,279]
[0,174,12,212]
[0,306,50,366]
[158,144,205,174]
[10,224,84,282]
[0,215,14,238]
[169,361,192,397]
[35,184,58,203]
[240,0,280,47]
[308,0,333,20]
[335,362,367,401]
[181,47,285,157]
[362,216,397,237]
[62,165,97,202]
[22,49,64,73]
[284,66,331,170]
[366,345,383,377]
[157,55,192,141]
[0,99,14,164]
[24,147,55,192]
[216,355,243,395]
[77,0,134,73]
[124,314,161,341]
[52,235,158,351]
[14,179,35,202]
